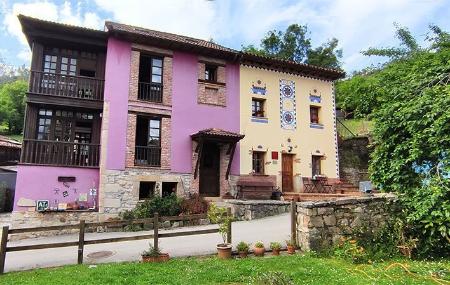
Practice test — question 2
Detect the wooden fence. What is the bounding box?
[0,209,232,274]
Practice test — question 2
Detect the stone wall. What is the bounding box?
[338,136,371,186]
[225,200,290,221]
[296,194,395,251]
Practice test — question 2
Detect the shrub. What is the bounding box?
[270,242,282,251]
[207,204,233,244]
[333,237,369,264]
[180,193,208,215]
[142,242,161,257]
[285,239,295,247]
[236,241,250,252]
[254,241,264,248]
[120,193,181,220]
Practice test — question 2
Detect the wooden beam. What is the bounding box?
[225,142,237,180]
[194,139,203,179]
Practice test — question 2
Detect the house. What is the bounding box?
[0,136,21,166]
[11,15,344,225]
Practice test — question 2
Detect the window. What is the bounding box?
[37,109,53,140]
[139,55,163,84]
[312,155,322,177]
[148,119,161,146]
[162,182,177,197]
[43,55,57,74]
[310,106,320,124]
[205,65,217,82]
[139,181,156,200]
[252,151,265,174]
[135,116,162,166]
[60,57,77,76]
[252,98,265,117]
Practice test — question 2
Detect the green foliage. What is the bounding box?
[333,237,369,264]
[242,24,342,69]
[285,239,295,247]
[0,80,27,134]
[270,242,282,251]
[141,242,161,257]
[250,271,294,285]
[207,204,233,244]
[254,241,264,248]
[236,241,250,252]
[120,193,181,220]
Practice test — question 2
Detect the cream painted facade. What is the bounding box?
[239,65,339,192]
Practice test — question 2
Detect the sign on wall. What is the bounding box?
[36,200,49,212]
[279,79,297,130]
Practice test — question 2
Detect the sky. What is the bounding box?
[0,0,449,73]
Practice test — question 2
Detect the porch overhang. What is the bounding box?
[191,128,244,180]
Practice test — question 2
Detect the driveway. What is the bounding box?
[4,213,290,272]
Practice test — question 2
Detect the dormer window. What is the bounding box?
[205,65,217,82]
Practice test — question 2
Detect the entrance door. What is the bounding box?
[282,154,294,192]
[199,142,220,197]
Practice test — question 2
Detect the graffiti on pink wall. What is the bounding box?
[13,165,99,211]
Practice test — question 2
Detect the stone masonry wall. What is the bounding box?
[296,194,395,251]
[339,137,371,186]
[225,200,290,221]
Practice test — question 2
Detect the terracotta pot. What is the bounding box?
[254,247,265,257]
[272,249,280,256]
[287,245,296,254]
[238,251,248,258]
[142,253,170,263]
[217,244,232,259]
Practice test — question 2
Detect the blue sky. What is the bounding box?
[1,0,449,73]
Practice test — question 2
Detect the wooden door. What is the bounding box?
[199,142,220,197]
[282,154,294,192]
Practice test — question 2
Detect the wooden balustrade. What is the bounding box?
[135,145,161,167]
[138,82,163,102]
[21,139,100,167]
[29,70,104,101]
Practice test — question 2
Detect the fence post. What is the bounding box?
[153,212,159,252]
[0,226,9,274]
[226,208,232,244]
[77,220,85,264]
[290,200,296,246]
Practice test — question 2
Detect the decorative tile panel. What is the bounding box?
[251,80,267,95]
[279,79,296,130]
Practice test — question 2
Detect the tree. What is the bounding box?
[242,24,342,69]
[0,80,27,134]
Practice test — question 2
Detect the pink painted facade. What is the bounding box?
[103,38,132,171]
[171,52,240,174]
[13,166,99,211]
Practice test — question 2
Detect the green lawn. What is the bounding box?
[1,255,448,285]
[341,119,373,137]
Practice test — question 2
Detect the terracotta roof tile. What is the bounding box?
[0,136,22,149]
[191,128,244,139]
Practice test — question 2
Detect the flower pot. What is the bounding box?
[254,247,265,257]
[217,243,232,259]
[142,253,170,263]
[287,245,296,254]
[238,251,248,258]
[272,249,280,256]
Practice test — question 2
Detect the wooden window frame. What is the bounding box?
[310,106,320,124]
[205,64,217,82]
[252,151,265,174]
[312,155,322,177]
[252,98,265,118]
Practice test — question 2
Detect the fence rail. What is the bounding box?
[135,145,161,167]
[138,82,163,102]
[336,118,356,139]
[29,70,104,101]
[0,210,232,274]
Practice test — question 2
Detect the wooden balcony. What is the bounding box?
[21,139,100,168]
[135,145,161,167]
[138,82,163,103]
[28,71,104,109]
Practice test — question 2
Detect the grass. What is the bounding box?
[0,254,448,285]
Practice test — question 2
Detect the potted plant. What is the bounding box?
[254,241,265,257]
[141,243,170,263]
[208,204,233,259]
[270,242,282,256]
[286,239,296,254]
[236,241,250,258]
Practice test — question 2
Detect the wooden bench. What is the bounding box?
[236,175,276,200]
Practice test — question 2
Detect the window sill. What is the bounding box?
[310,123,324,129]
[251,117,268,123]
[198,79,226,87]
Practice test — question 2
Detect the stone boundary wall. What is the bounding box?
[225,200,290,221]
[296,194,396,251]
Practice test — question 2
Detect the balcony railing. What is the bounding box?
[21,139,100,167]
[29,70,104,101]
[138,82,163,103]
[135,145,161,167]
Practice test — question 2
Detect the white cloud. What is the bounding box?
[3,1,104,63]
